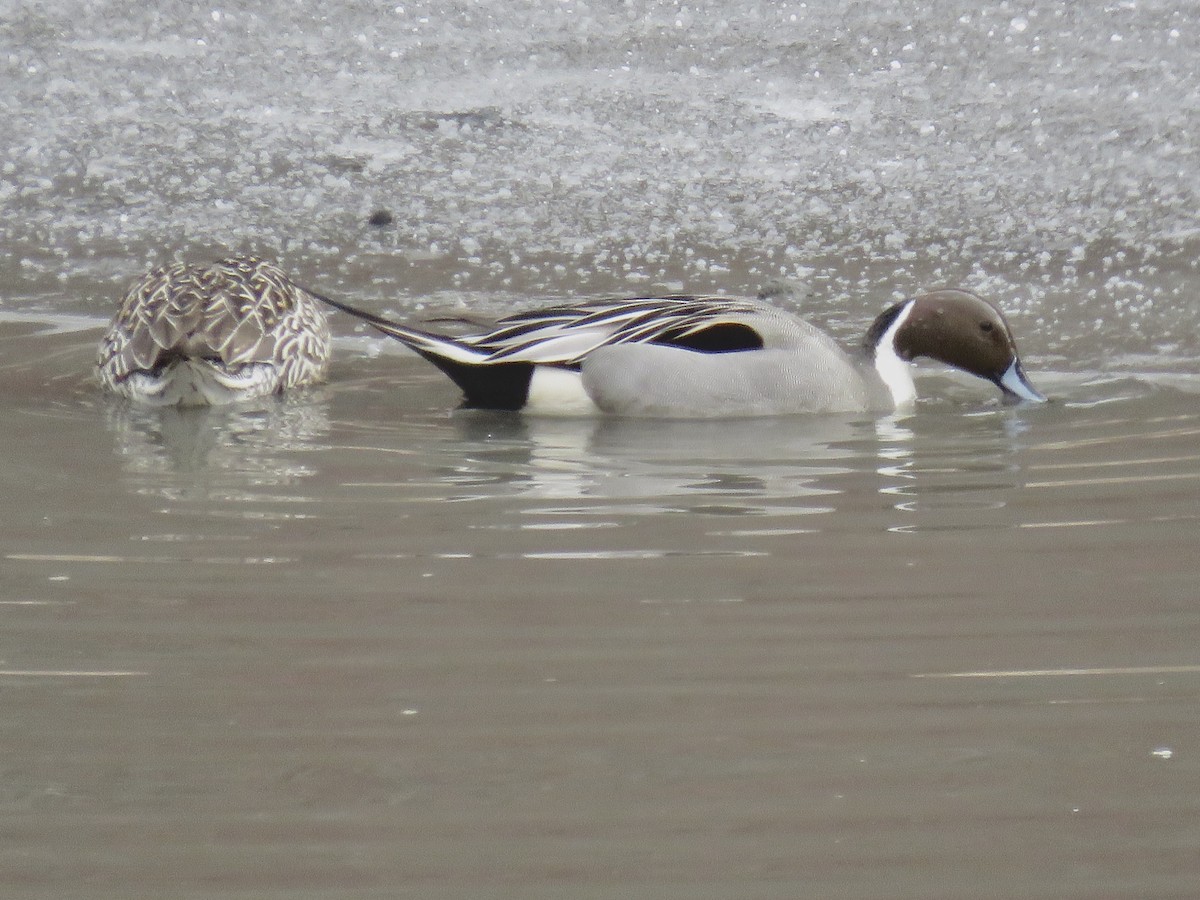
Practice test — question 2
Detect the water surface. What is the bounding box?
[2,322,1198,898]
[3,1,1200,896]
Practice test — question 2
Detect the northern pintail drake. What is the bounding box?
[97,256,331,406]
[315,289,1046,417]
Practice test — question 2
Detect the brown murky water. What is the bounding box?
[2,318,1198,899]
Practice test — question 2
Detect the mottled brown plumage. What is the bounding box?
[97,256,331,405]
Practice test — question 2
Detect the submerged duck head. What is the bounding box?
[865,289,1046,406]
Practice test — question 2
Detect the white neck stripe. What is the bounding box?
[873,300,917,408]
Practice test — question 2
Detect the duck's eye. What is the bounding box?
[979,321,994,333]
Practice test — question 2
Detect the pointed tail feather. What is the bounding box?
[302,287,487,365]
[303,285,535,408]
[302,287,407,331]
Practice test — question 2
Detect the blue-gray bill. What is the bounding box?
[997,358,1047,403]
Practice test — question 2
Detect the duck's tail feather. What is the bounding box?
[304,288,488,365]
[303,287,536,409]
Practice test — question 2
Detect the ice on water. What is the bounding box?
[2,0,1198,371]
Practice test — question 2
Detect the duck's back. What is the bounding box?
[98,257,330,405]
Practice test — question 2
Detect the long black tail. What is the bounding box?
[299,285,411,333]
[297,284,534,408]
[298,285,483,357]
